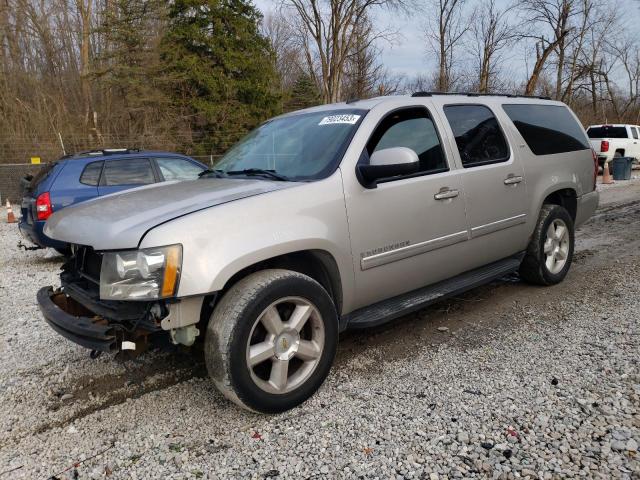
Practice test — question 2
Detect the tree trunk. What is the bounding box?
[77,0,93,130]
[525,32,568,95]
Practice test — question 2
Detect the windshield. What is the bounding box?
[212,109,366,181]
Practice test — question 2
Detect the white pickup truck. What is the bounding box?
[586,124,640,168]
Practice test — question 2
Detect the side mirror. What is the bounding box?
[357,147,420,188]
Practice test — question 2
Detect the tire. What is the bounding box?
[205,269,338,413]
[519,204,574,286]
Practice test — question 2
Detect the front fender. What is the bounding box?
[138,174,356,312]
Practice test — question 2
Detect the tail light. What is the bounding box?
[591,148,598,188]
[36,192,53,221]
[601,140,609,153]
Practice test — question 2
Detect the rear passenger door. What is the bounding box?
[98,158,158,196]
[439,104,529,264]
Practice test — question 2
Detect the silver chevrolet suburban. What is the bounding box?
[39,93,599,413]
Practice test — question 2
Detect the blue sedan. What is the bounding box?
[19,149,207,254]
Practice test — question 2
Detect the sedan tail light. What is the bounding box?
[601,140,609,153]
[36,192,53,221]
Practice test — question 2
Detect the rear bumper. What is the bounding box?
[575,190,599,228]
[37,286,118,352]
[19,220,68,250]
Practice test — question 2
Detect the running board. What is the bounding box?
[342,254,524,330]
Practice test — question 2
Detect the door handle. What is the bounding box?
[504,175,523,185]
[434,188,459,200]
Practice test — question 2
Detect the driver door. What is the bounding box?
[343,106,471,310]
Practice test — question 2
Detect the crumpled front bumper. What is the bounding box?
[37,286,118,352]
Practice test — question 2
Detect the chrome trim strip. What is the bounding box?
[470,213,527,238]
[361,230,469,270]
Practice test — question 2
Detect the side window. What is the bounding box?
[366,107,447,175]
[102,158,155,186]
[156,158,205,181]
[79,161,103,186]
[502,104,590,155]
[443,105,509,167]
[631,127,639,140]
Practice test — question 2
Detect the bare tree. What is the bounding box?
[262,10,304,92]
[469,0,518,93]
[342,15,395,99]
[76,0,94,130]
[282,0,402,103]
[607,34,640,120]
[519,0,576,95]
[424,0,471,92]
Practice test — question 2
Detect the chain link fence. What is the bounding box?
[0,132,242,165]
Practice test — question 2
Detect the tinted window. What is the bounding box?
[366,107,447,174]
[631,127,639,140]
[586,126,628,139]
[79,161,103,186]
[443,105,509,167]
[102,158,155,186]
[503,104,590,155]
[156,158,204,181]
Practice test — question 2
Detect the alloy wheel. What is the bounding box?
[245,297,325,394]
[543,218,570,274]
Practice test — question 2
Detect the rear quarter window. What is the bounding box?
[79,161,104,186]
[503,104,590,155]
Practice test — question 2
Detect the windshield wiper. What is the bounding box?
[198,169,228,178]
[226,169,290,181]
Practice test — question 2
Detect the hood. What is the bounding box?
[44,178,295,250]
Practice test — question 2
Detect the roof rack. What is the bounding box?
[75,148,141,157]
[411,91,552,100]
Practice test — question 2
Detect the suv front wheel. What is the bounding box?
[520,204,575,285]
[205,269,338,413]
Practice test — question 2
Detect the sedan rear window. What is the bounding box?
[503,104,590,155]
[586,126,628,139]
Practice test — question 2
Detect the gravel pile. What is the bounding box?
[0,198,638,479]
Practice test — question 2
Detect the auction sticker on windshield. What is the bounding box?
[318,114,361,125]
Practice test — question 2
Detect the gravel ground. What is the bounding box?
[1,181,639,479]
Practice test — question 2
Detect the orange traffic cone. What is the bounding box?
[602,161,614,184]
[6,200,16,223]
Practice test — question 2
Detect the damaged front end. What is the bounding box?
[38,246,202,354]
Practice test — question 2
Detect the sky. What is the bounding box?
[253,0,640,86]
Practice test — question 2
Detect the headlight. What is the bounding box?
[100,244,182,300]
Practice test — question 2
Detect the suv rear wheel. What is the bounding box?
[205,269,338,413]
[520,204,574,285]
